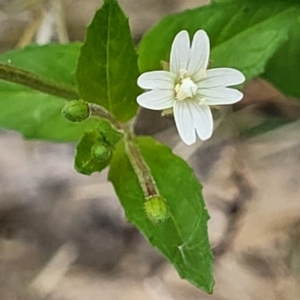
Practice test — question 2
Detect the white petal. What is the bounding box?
[173,101,196,145]
[197,68,245,88]
[200,87,243,105]
[137,90,174,110]
[187,30,210,81]
[138,71,176,90]
[170,31,190,75]
[188,102,213,140]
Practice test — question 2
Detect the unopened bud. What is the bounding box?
[91,141,112,161]
[62,100,90,122]
[144,195,169,224]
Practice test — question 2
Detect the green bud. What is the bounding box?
[144,195,170,224]
[62,100,90,122]
[91,141,112,161]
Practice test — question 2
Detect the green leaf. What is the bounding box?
[0,93,99,141]
[75,119,123,175]
[212,0,300,2]
[96,118,123,146]
[241,117,291,136]
[0,43,81,86]
[76,0,140,122]
[75,130,109,175]
[138,1,300,81]
[263,20,300,98]
[108,137,213,293]
[212,0,236,2]
[0,44,103,141]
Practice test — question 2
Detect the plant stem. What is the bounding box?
[89,103,122,130]
[0,64,127,131]
[0,63,79,100]
[125,132,158,198]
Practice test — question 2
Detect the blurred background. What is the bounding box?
[1,0,300,299]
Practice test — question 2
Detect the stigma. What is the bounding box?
[175,77,198,101]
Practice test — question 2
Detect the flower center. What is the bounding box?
[174,71,198,101]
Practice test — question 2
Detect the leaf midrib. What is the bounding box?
[106,1,112,115]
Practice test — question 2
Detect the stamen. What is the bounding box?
[179,69,187,79]
[197,97,206,105]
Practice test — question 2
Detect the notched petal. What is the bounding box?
[170,30,190,75]
[189,102,213,140]
[137,90,174,110]
[188,30,210,81]
[201,87,244,105]
[138,71,176,90]
[173,101,196,145]
[197,68,245,88]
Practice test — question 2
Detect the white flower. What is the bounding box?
[137,30,245,145]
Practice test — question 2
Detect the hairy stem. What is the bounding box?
[0,64,127,131]
[125,132,158,198]
[0,63,79,100]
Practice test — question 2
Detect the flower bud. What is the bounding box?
[91,141,112,161]
[144,195,169,224]
[62,100,90,122]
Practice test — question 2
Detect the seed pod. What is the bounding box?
[144,195,170,224]
[62,100,90,122]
